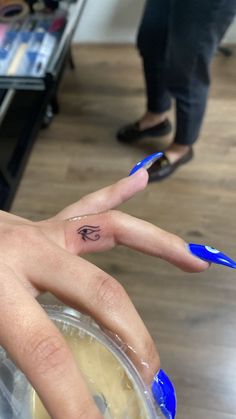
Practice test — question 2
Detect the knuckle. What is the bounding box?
[95,275,127,311]
[27,333,69,376]
[0,223,47,272]
[0,224,23,248]
[21,224,44,246]
[5,224,43,248]
[106,210,123,244]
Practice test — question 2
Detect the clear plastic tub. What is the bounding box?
[0,306,165,419]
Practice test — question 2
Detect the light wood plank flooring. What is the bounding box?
[12,45,236,419]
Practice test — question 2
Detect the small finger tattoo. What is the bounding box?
[77,225,101,242]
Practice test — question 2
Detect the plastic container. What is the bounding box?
[0,306,166,419]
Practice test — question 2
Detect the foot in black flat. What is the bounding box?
[117,118,172,143]
[147,147,194,182]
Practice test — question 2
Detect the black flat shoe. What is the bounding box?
[117,119,172,143]
[147,147,194,182]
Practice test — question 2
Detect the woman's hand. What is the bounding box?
[0,169,208,419]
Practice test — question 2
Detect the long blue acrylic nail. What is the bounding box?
[188,244,236,269]
[129,152,163,176]
[152,369,176,419]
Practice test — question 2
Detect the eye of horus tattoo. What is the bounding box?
[77,225,101,242]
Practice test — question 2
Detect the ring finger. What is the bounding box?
[0,265,102,419]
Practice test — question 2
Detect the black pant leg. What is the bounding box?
[167,0,236,145]
[137,0,172,113]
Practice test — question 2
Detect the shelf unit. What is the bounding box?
[0,0,87,210]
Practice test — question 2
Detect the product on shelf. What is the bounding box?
[0,12,66,77]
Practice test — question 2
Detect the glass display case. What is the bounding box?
[0,0,87,210]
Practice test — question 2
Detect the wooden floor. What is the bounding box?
[12,45,236,418]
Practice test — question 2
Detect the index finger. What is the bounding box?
[54,169,148,220]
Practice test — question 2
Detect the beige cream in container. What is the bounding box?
[0,306,165,419]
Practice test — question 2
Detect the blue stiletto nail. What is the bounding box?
[129,152,163,176]
[152,369,177,419]
[188,244,236,269]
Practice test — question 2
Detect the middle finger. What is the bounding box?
[42,211,209,272]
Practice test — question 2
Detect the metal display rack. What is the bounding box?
[0,0,87,210]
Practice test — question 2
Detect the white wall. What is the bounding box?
[73,0,236,44]
[223,19,236,43]
[73,0,145,43]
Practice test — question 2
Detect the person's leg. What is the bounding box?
[147,0,236,181]
[117,0,172,141]
[165,0,236,164]
[137,0,172,129]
